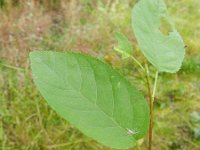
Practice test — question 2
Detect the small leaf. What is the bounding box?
[30,51,149,149]
[114,32,133,59]
[132,0,185,73]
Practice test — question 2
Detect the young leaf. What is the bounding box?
[30,51,149,149]
[132,0,185,73]
[114,32,133,59]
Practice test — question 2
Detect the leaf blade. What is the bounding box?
[132,0,185,73]
[30,51,149,149]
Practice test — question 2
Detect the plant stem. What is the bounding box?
[152,71,159,102]
[130,56,145,72]
[145,65,153,150]
[129,56,157,149]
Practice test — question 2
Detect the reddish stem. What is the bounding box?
[146,73,153,150]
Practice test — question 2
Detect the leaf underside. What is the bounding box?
[30,51,149,149]
[132,0,185,73]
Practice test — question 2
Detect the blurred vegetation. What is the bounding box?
[0,0,200,149]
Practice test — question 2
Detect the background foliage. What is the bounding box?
[0,0,200,149]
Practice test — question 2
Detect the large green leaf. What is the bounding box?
[132,0,185,73]
[30,51,149,149]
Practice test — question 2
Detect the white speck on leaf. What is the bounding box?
[126,128,139,135]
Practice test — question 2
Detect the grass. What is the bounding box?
[0,0,200,149]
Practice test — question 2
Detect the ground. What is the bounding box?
[0,0,200,149]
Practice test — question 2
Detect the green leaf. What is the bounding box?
[30,51,149,149]
[132,0,185,73]
[114,32,133,59]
